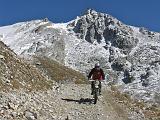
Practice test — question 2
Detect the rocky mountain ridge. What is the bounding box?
[0,9,160,106]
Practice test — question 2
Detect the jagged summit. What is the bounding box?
[68,9,141,57]
[83,8,102,15]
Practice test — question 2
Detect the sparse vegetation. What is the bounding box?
[33,56,87,84]
[110,85,160,120]
[0,41,53,91]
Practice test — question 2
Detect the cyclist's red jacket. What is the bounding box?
[88,67,105,80]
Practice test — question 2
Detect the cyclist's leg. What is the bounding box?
[91,81,94,95]
[98,81,102,94]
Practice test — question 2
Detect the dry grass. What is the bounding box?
[33,56,87,84]
[0,41,53,91]
[110,85,160,120]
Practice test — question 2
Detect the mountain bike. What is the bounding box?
[89,79,101,104]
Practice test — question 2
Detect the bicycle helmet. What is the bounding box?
[95,63,100,67]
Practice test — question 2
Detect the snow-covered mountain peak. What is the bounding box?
[0,9,160,105]
[68,10,141,55]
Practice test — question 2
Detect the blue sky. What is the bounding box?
[0,0,159,32]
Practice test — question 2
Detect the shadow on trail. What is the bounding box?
[61,98,93,104]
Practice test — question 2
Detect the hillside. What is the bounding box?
[31,56,87,84]
[0,9,160,118]
[0,40,52,91]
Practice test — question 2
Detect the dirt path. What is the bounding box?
[55,84,128,120]
[0,83,130,120]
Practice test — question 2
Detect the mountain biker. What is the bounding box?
[88,63,105,95]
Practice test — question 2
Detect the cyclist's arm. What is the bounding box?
[100,69,105,80]
[88,68,94,79]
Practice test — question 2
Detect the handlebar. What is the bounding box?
[88,79,105,82]
[88,80,96,82]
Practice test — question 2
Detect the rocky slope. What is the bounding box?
[0,40,52,91]
[1,83,160,120]
[0,9,160,106]
[0,83,150,120]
